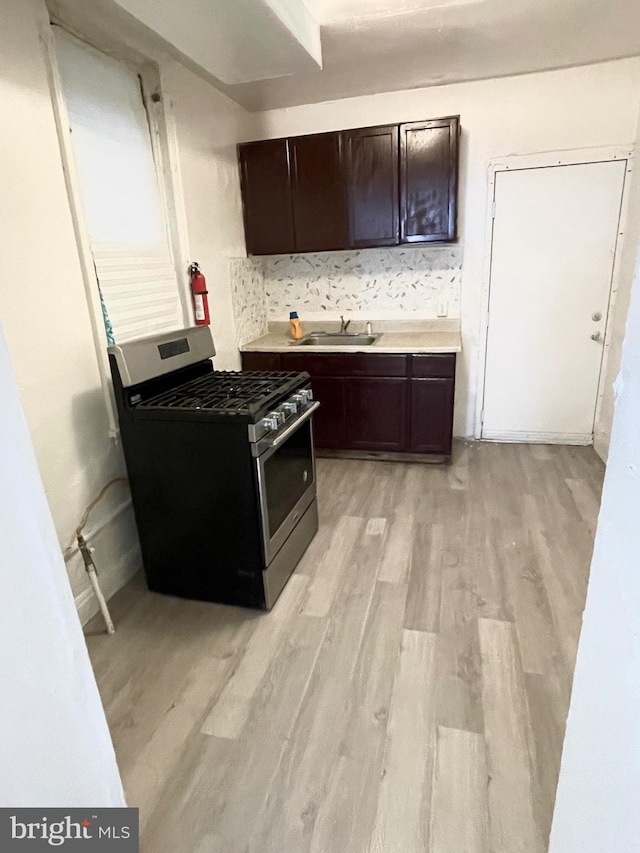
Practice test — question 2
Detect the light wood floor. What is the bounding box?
[86,440,604,853]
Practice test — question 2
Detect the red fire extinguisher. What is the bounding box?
[189,262,210,326]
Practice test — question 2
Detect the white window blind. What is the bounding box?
[53,28,184,343]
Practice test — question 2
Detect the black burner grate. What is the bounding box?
[138,370,305,418]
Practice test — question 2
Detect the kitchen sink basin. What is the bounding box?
[293,332,382,347]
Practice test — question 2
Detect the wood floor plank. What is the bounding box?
[309,581,408,853]
[200,573,308,738]
[447,439,471,491]
[394,464,433,517]
[430,726,489,853]
[473,518,515,623]
[203,614,329,849]
[315,458,356,524]
[249,517,378,853]
[143,610,329,851]
[524,500,589,677]
[90,597,257,778]
[366,517,387,536]
[125,655,230,831]
[564,476,601,533]
[499,528,562,679]
[369,629,437,853]
[435,564,484,733]
[378,514,415,584]
[524,672,566,848]
[404,522,443,632]
[478,618,544,853]
[302,515,362,616]
[140,733,237,853]
[295,517,335,579]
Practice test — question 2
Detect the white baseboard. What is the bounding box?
[75,544,142,627]
[481,429,593,445]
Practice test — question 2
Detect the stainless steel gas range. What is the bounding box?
[108,326,319,609]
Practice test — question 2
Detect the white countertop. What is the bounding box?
[240,320,462,355]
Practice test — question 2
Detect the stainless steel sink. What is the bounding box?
[293,332,382,347]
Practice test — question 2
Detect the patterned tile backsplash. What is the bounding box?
[230,246,463,343]
[263,246,462,320]
[230,257,267,345]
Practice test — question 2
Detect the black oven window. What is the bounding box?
[263,420,314,539]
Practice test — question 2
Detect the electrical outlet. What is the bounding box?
[437,301,448,317]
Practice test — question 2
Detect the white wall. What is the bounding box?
[594,106,640,461]
[246,60,640,436]
[549,229,640,853]
[0,324,124,806]
[161,60,249,370]
[0,0,139,621]
[0,0,249,621]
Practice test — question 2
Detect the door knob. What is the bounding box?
[591,332,602,342]
[592,312,602,322]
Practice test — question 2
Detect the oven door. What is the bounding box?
[255,402,319,566]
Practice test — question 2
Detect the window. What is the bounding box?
[53,27,185,344]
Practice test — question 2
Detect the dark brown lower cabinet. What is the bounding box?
[312,376,347,449]
[409,378,454,455]
[346,377,407,451]
[241,350,456,457]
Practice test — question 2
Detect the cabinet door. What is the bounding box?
[346,377,407,452]
[409,378,454,455]
[241,352,282,372]
[238,139,295,255]
[311,377,347,449]
[343,125,399,248]
[400,116,459,243]
[290,132,348,252]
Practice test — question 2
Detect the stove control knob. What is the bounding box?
[263,411,281,431]
[275,409,286,426]
[292,393,306,408]
[301,388,314,403]
[282,400,298,416]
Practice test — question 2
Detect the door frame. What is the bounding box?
[474,146,634,441]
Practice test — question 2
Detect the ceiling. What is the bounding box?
[108,0,321,84]
[217,0,640,111]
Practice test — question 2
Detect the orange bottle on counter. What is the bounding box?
[289,311,304,340]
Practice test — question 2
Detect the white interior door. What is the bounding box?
[482,160,626,443]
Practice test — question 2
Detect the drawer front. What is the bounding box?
[282,352,407,377]
[410,353,456,378]
[282,353,345,377]
[241,352,282,372]
[342,354,407,376]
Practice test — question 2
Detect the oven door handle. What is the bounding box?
[267,401,320,449]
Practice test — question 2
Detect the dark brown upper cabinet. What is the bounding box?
[238,138,295,255]
[289,132,349,253]
[237,115,460,255]
[342,125,399,248]
[400,116,459,243]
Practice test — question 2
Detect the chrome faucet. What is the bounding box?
[339,315,351,334]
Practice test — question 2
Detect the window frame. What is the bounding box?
[40,18,193,438]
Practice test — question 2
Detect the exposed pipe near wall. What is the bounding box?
[77,533,115,635]
[72,477,129,635]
